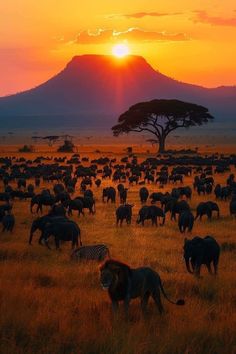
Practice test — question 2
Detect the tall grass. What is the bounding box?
[0,150,235,353]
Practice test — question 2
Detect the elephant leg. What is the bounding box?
[112,300,119,313]
[206,263,213,275]
[213,258,219,275]
[161,217,165,226]
[55,238,60,249]
[45,240,51,249]
[190,259,196,272]
[72,235,77,249]
[194,264,201,278]
[38,234,44,244]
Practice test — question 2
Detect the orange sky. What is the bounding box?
[0,0,236,96]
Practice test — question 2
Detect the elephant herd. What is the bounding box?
[0,152,236,276]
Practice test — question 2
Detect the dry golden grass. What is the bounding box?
[0,146,236,354]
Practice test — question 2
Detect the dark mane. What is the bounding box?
[100,259,132,275]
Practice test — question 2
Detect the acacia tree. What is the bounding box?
[112,99,214,153]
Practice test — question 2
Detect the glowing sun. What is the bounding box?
[112,43,130,58]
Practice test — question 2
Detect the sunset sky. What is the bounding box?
[1,0,236,96]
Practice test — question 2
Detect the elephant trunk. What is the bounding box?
[185,258,193,274]
[136,215,141,224]
[29,231,33,245]
[162,214,166,226]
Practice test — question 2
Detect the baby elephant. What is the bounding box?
[71,244,110,261]
[183,236,220,277]
[2,214,15,232]
[178,210,194,233]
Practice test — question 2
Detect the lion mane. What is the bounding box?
[100,259,132,301]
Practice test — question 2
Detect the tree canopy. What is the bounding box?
[112,99,214,152]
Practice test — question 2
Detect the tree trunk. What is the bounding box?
[158,135,166,153]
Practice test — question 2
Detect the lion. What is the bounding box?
[100,259,185,316]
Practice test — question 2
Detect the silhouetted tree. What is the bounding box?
[19,145,34,152]
[57,140,75,152]
[43,136,60,146]
[112,99,214,153]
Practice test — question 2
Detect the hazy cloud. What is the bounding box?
[192,10,236,27]
[107,12,183,19]
[74,28,189,44]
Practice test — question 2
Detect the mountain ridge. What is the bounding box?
[0,54,235,129]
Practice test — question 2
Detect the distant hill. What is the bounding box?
[0,54,235,129]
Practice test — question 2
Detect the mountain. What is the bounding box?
[0,54,235,130]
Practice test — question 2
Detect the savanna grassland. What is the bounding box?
[0,146,236,354]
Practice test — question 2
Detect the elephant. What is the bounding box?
[178,210,194,233]
[29,214,68,244]
[137,205,165,226]
[0,204,12,221]
[30,194,56,213]
[103,187,116,203]
[169,174,183,184]
[84,189,93,199]
[230,199,236,217]
[195,201,220,220]
[53,183,65,195]
[17,178,26,190]
[2,213,15,232]
[214,184,221,199]
[139,187,149,203]
[116,204,133,226]
[205,183,212,195]
[183,236,220,277]
[65,198,84,216]
[41,220,82,249]
[197,184,206,196]
[95,179,101,188]
[75,196,95,214]
[220,186,231,201]
[165,200,190,221]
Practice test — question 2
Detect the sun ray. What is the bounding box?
[112,43,130,58]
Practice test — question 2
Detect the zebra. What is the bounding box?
[71,244,110,261]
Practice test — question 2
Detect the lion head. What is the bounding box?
[100,260,132,301]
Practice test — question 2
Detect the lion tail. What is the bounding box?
[159,277,185,306]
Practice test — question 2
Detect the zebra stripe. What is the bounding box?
[71,244,110,261]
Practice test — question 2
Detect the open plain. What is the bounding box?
[0,145,235,354]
